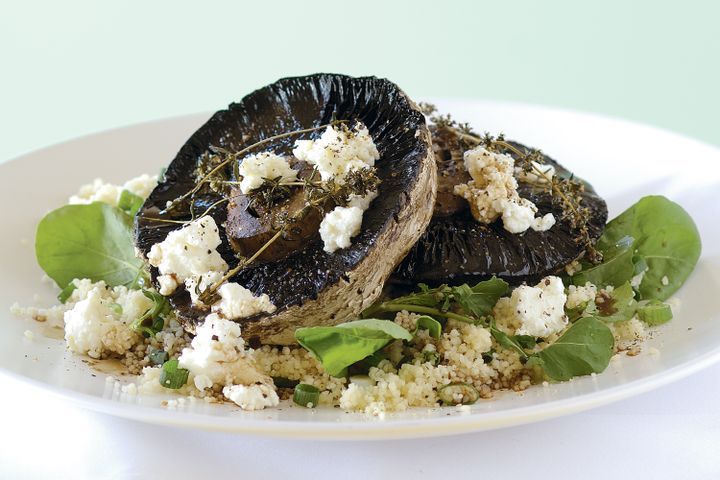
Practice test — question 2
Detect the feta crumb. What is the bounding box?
[157,274,179,296]
[223,383,279,411]
[69,174,157,206]
[293,123,379,182]
[178,314,272,389]
[193,374,213,391]
[661,275,670,286]
[183,270,225,305]
[23,330,35,340]
[212,282,276,320]
[237,152,297,194]
[453,146,555,234]
[511,276,568,338]
[319,206,364,253]
[147,216,228,288]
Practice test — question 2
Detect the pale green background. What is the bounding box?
[2,0,718,162]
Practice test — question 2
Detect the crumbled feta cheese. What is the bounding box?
[222,383,279,411]
[511,276,568,338]
[147,216,228,286]
[23,330,35,340]
[293,124,379,181]
[318,206,364,253]
[193,374,213,391]
[178,314,271,388]
[64,283,151,359]
[157,274,179,296]
[212,282,276,320]
[69,174,157,206]
[661,275,670,286]
[566,282,598,310]
[237,152,297,194]
[453,146,555,234]
[501,198,556,233]
[184,270,225,305]
[346,190,378,210]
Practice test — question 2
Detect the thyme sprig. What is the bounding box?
[163,120,349,214]
[419,103,602,264]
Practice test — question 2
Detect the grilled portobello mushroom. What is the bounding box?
[392,125,607,286]
[135,74,436,345]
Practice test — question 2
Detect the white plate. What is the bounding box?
[1,100,719,440]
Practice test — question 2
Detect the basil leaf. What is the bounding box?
[415,315,442,339]
[335,319,413,340]
[452,277,509,317]
[117,189,144,216]
[295,319,412,377]
[573,236,636,288]
[528,317,614,381]
[36,203,144,289]
[597,196,701,301]
[596,282,637,323]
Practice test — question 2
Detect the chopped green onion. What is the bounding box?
[132,290,171,337]
[118,189,144,216]
[438,382,480,405]
[108,303,123,315]
[293,383,320,408]
[148,349,168,366]
[272,377,300,389]
[159,359,189,389]
[637,300,673,326]
[57,282,77,304]
[415,315,442,339]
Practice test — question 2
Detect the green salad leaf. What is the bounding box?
[451,277,510,317]
[362,277,509,324]
[36,202,145,289]
[295,319,412,377]
[528,317,614,381]
[595,282,637,323]
[490,324,530,359]
[573,235,636,288]
[574,196,701,301]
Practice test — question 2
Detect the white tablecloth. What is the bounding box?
[1,362,718,480]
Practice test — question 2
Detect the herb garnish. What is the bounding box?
[362,277,509,325]
[418,103,602,265]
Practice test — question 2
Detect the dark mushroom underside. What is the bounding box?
[392,141,608,287]
[135,74,435,343]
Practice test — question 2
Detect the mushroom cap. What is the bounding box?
[392,140,608,286]
[135,74,436,345]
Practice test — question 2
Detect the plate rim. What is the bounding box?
[2,100,718,440]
